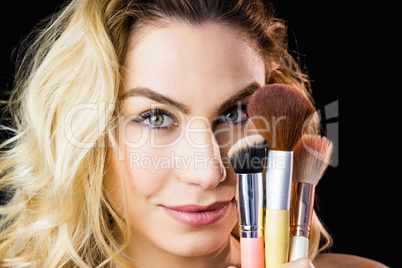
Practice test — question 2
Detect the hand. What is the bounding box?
[227,257,315,268]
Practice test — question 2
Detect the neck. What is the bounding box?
[122,233,240,268]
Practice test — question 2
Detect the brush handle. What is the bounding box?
[240,236,265,268]
[265,151,293,210]
[264,209,289,268]
[288,236,309,261]
[290,183,315,238]
[236,173,264,235]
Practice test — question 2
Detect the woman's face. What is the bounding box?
[104,21,265,260]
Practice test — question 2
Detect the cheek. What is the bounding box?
[104,143,174,219]
[122,147,169,196]
[116,121,187,198]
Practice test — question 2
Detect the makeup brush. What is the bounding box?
[289,134,333,261]
[228,134,267,268]
[247,84,316,268]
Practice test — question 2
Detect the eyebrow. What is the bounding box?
[214,82,261,115]
[121,87,191,114]
[121,82,261,115]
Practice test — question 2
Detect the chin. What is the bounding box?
[172,228,231,257]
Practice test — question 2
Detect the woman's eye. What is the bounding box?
[218,105,249,124]
[148,114,164,127]
[132,109,177,130]
[225,109,240,122]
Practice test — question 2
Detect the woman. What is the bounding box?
[0,0,387,267]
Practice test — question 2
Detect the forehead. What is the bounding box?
[123,21,265,112]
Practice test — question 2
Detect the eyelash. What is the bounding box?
[132,104,249,131]
[132,108,176,131]
[215,104,249,126]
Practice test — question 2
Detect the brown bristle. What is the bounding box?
[292,135,333,185]
[247,84,316,151]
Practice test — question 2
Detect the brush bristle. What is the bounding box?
[292,135,333,185]
[247,84,316,151]
[228,134,267,174]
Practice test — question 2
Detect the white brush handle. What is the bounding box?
[288,236,309,261]
[265,150,293,210]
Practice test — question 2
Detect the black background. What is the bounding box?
[0,1,392,267]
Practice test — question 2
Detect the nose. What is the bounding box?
[175,118,226,189]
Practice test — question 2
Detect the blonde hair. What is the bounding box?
[0,0,331,267]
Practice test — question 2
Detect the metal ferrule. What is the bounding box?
[290,183,315,238]
[265,150,293,210]
[235,173,264,238]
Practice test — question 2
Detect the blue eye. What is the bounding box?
[132,109,177,130]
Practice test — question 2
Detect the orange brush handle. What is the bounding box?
[240,236,265,268]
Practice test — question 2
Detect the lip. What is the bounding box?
[161,200,233,226]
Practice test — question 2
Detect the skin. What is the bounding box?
[104,21,387,268]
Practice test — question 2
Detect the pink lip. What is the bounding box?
[162,200,233,226]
